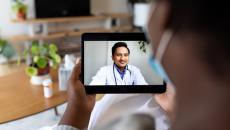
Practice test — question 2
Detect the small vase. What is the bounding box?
[30,66,50,85]
[17,9,26,20]
[37,66,50,76]
[30,74,51,85]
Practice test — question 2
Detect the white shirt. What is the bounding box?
[53,125,79,130]
[90,64,148,85]
[53,94,169,130]
[53,94,170,130]
[88,94,170,130]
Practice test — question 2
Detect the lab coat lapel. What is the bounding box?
[114,67,123,85]
[124,68,132,85]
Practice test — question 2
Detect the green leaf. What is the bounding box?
[49,43,58,52]
[0,40,15,59]
[43,43,49,49]
[50,54,61,69]
[2,44,15,59]
[32,41,39,46]
[51,62,58,69]
[11,0,28,13]
[25,67,38,76]
[0,39,6,46]
[33,55,39,63]
[30,44,39,56]
[22,49,29,57]
[53,54,61,64]
[36,57,48,68]
[0,39,7,52]
[49,49,56,58]
[138,41,147,53]
[39,45,48,56]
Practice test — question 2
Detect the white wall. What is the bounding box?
[91,0,129,14]
[0,0,130,62]
[0,0,27,37]
[84,41,108,84]
[0,0,129,37]
[84,41,163,85]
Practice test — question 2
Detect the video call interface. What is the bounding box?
[83,40,164,86]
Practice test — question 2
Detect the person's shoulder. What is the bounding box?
[128,64,140,70]
[99,65,113,70]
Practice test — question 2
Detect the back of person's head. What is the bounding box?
[112,42,130,56]
[165,0,230,78]
[95,114,155,130]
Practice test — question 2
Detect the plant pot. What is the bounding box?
[17,9,26,20]
[30,66,50,85]
[30,74,51,85]
[37,66,50,76]
[133,3,151,27]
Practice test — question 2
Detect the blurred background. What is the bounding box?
[0,0,152,129]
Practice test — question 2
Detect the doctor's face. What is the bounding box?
[112,47,129,69]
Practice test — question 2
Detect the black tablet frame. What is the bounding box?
[82,33,166,94]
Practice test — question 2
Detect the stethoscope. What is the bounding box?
[113,63,133,85]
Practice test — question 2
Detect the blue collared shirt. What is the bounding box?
[114,64,127,80]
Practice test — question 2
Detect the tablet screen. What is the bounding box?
[82,33,166,93]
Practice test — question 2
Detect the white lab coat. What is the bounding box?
[88,94,170,130]
[90,64,148,85]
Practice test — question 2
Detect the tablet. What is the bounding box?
[82,33,166,94]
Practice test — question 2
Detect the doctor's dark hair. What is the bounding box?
[112,42,130,56]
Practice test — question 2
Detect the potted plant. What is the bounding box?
[11,0,28,20]
[128,0,153,27]
[138,41,148,53]
[0,39,15,64]
[21,41,61,85]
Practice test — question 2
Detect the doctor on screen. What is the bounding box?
[90,42,147,85]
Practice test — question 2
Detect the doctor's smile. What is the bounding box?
[112,47,130,70]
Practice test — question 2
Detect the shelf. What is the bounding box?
[58,44,81,55]
[11,15,107,24]
[11,13,131,24]
[8,13,133,42]
[7,33,66,42]
[7,25,133,42]
[67,25,133,37]
[104,13,132,19]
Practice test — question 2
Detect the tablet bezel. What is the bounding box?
[82,33,166,94]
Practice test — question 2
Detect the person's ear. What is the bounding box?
[148,0,171,54]
[112,55,114,61]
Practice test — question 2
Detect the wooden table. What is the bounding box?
[0,65,67,124]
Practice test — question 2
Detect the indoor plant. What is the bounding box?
[22,41,61,85]
[11,0,28,20]
[138,41,148,53]
[0,39,15,63]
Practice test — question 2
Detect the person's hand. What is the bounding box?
[59,63,96,129]
[68,62,96,115]
[154,83,176,121]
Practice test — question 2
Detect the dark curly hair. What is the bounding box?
[112,42,130,56]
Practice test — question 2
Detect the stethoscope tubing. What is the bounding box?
[113,63,132,85]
